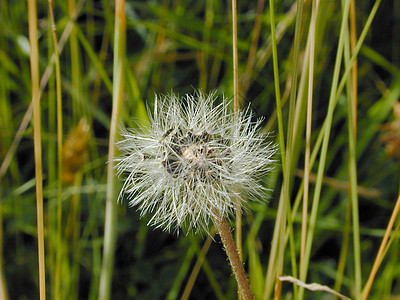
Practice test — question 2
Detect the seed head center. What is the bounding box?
[182,144,206,166]
[161,129,229,179]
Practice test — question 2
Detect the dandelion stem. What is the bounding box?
[214,214,253,300]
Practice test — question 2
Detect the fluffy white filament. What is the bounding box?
[116,92,275,233]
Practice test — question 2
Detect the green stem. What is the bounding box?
[299,1,350,299]
[48,1,64,298]
[28,0,46,298]
[98,0,125,299]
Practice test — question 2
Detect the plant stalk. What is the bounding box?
[47,1,64,297]
[28,0,46,298]
[231,0,243,274]
[214,214,253,300]
[362,193,400,300]
[98,0,125,299]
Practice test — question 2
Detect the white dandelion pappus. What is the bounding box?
[116,92,275,233]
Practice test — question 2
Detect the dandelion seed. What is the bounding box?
[116,92,275,233]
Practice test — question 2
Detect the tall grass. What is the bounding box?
[1,0,400,299]
[98,0,125,299]
[27,0,46,299]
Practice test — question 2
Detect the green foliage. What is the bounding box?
[1,0,400,299]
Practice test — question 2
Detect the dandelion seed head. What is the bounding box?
[116,92,275,233]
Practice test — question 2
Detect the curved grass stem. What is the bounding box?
[362,193,400,300]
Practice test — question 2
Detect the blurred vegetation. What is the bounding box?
[1,0,400,299]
